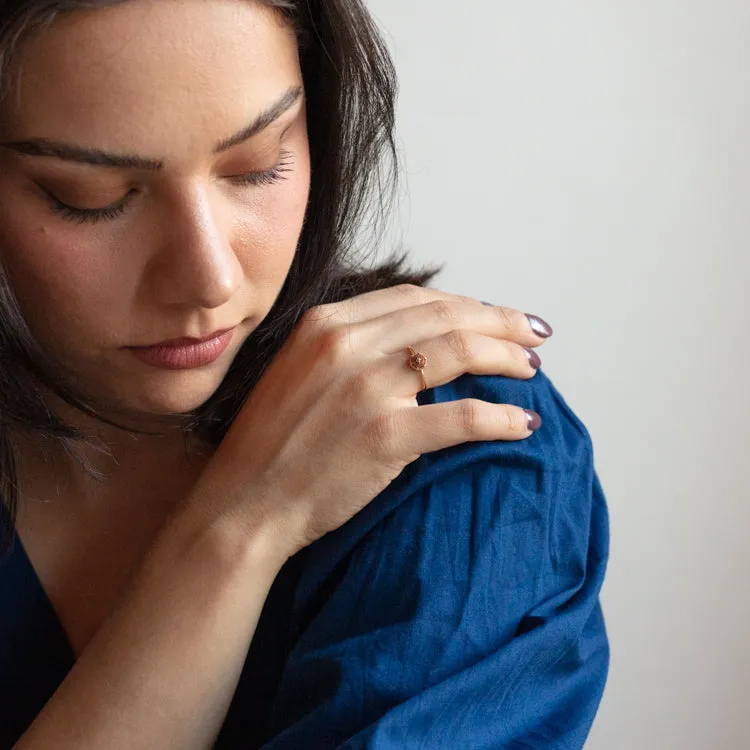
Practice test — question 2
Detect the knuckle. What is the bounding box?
[493,305,516,332]
[364,410,399,456]
[429,298,461,325]
[315,325,352,361]
[502,405,526,433]
[299,303,337,334]
[445,328,475,362]
[393,283,424,302]
[506,340,527,366]
[459,398,484,433]
[300,303,328,323]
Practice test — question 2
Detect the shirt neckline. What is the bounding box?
[10,526,77,663]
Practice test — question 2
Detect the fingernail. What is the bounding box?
[524,347,542,369]
[524,409,542,431]
[526,314,553,338]
[480,300,493,306]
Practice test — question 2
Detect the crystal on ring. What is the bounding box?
[410,352,427,370]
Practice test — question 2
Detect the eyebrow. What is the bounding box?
[0,84,303,171]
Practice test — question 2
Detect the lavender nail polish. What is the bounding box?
[524,409,542,431]
[526,314,553,338]
[524,347,542,369]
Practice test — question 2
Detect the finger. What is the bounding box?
[355,298,550,358]
[379,330,540,397]
[311,284,551,343]
[309,284,475,324]
[390,400,541,457]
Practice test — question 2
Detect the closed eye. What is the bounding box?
[38,149,296,225]
[231,149,295,187]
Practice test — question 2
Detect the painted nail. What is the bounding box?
[525,314,553,338]
[524,347,542,369]
[524,409,542,431]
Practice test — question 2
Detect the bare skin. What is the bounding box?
[0,0,310,488]
[0,0,308,655]
[0,1,552,746]
[12,426,212,657]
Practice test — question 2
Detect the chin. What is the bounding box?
[91,368,229,422]
[139,380,226,415]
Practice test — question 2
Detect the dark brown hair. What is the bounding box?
[0,0,445,558]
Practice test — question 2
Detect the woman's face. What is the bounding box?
[0,0,310,420]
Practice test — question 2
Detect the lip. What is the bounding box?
[127,328,235,370]
[140,327,236,348]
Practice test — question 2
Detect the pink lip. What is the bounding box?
[127,328,235,370]
[145,327,235,347]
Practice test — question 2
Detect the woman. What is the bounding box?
[0,0,609,747]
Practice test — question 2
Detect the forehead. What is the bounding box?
[4,0,300,157]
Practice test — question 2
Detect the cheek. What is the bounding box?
[234,152,311,276]
[0,212,114,343]
[0,218,96,316]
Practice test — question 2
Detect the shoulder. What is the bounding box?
[296,368,608,597]
[368,367,599,533]
[270,370,610,747]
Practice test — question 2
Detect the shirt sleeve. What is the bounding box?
[261,369,610,749]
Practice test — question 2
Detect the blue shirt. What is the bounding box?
[0,368,609,748]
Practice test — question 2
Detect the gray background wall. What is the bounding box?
[366,1,750,747]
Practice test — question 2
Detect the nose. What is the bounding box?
[148,180,243,309]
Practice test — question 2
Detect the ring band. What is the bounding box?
[406,346,428,392]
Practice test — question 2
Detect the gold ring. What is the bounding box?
[406,346,428,392]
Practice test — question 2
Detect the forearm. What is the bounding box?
[13,502,290,750]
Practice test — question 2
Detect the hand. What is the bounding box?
[180,285,553,560]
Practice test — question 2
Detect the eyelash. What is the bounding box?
[43,149,296,225]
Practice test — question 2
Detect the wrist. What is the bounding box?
[160,490,298,579]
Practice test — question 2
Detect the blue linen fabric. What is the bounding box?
[0,367,609,749]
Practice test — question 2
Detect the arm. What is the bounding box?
[262,371,610,749]
[13,502,291,750]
